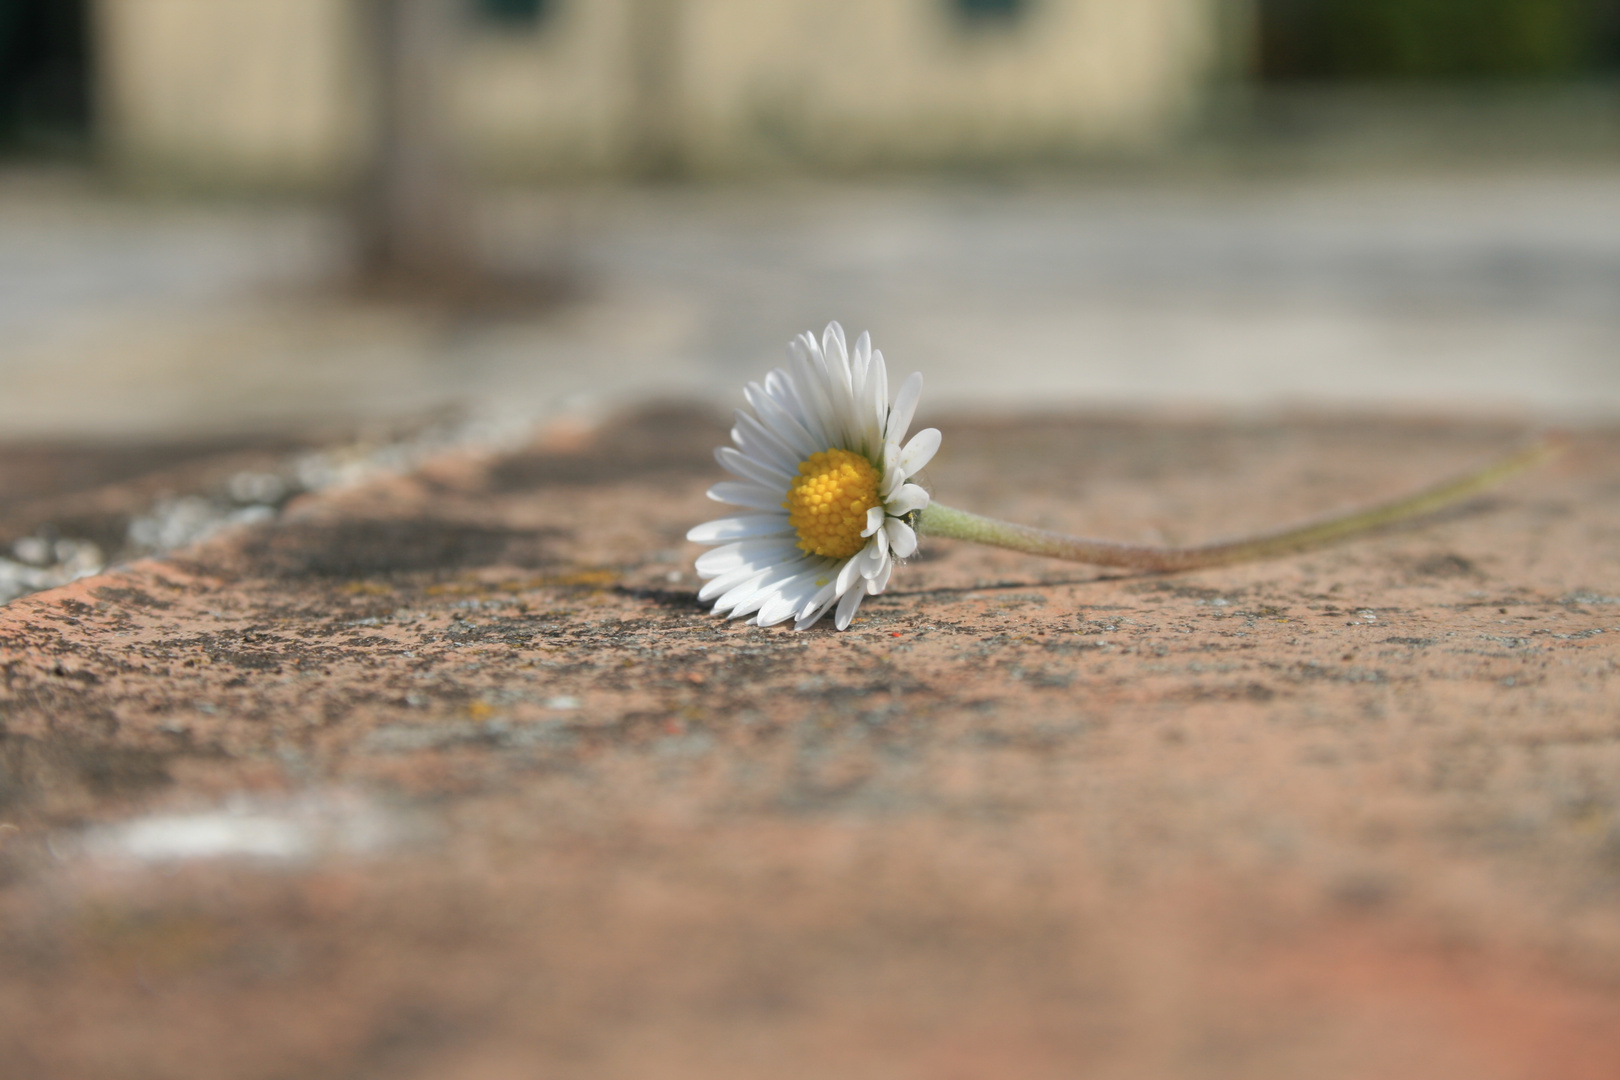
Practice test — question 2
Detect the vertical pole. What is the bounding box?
[628,0,683,177]
[354,0,475,288]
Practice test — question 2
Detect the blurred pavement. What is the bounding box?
[4,166,1620,440]
[3,409,1618,1080]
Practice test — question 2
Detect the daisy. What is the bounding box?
[687,325,1562,630]
[686,322,939,630]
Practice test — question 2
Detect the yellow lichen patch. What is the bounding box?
[785,448,882,559]
[424,568,621,598]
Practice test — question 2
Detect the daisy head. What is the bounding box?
[686,322,940,630]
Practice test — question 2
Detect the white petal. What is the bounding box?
[835,553,863,595]
[815,326,860,449]
[757,570,824,626]
[695,544,746,578]
[716,557,815,615]
[716,446,792,490]
[884,483,930,517]
[731,562,818,621]
[851,330,871,394]
[829,369,863,453]
[866,557,893,595]
[795,594,839,630]
[700,563,770,603]
[745,382,819,460]
[733,412,799,476]
[860,347,888,453]
[798,578,840,620]
[707,481,786,512]
[788,338,839,451]
[763,367,800,418]
[879,449,905,498]
[823,322,849,388]
[886,372,923,446]
[884,517,917,559]
[694,538,800,578]
[856,535,888,579]
[707,565,775,608]
[869,349,889,422]
[686,514,792,543]
[861,505,886,538]
[766,367,817,437]
[898,428,941,478]
[834,587,865,630]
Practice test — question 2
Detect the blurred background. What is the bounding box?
[0,0,1617,497]
[3,0,1619,444]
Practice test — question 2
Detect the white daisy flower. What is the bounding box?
[686,322,940,630]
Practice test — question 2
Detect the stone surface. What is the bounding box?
[1,407,1618,1079]
[0,434,319,558]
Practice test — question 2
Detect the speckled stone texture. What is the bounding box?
[1,408,1618,1080]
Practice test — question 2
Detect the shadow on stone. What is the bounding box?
[236,518,569,580]
[487,404,726,491]
[0,735,174,814]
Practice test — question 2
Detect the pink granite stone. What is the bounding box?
[0,408,1617,1079]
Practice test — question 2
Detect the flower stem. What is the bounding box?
[915,434,1566,573]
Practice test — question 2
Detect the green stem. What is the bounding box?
[914,434,1566,573]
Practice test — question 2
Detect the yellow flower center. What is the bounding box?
[784,448,882,559]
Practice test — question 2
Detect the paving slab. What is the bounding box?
[1,407,1618,1079]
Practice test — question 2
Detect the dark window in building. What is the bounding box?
[473,0,551,29]
[0,0,91,155]
[1256,0,1620,81]
[952,0,1028,25]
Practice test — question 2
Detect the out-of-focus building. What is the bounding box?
[91,0,1228,188]
[8,1,1620,186]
